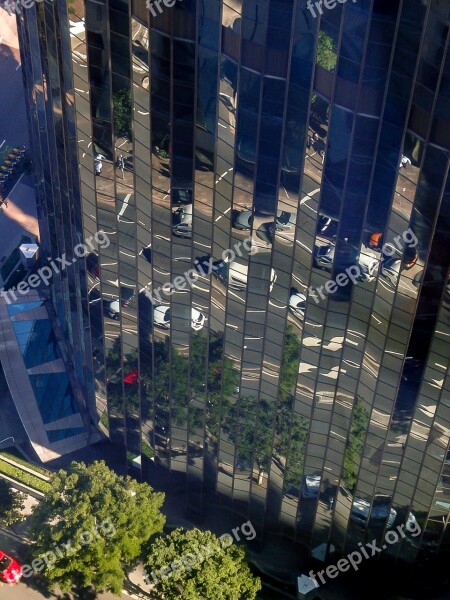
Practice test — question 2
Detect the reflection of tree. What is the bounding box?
[138,332,239,442]
[113,89,132,141]
[342,397,370,493]
[316,31,337,71]
[225,397,275,483]
[223,326,308,487]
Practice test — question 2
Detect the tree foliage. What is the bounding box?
[316,30,337,72]
[143,527,261,600]
[342,397,370,492]
[29,460,165,594]
[0,480,26,527]
[113,88,133,141]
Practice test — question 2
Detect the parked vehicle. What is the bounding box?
[86,253,100,279]
[301,475,321,498]
[171,187,192,206]
[314,243,378,282]
[153,306,206,331]
[232,209,294,231]
[289,290,306,319]
[317,215,338,239]
[172,204,192,238]
[350,496,397,528]
[214,260,277,292]
[89,286,135,319]
[0,550,22,584]
[103,286,135,319]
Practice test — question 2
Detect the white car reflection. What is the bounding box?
[289,291,306,320]
[153,306,206,331]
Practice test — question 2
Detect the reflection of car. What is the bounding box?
[0,550,22,584]
[315,244,378,281]
[89,287,135,319]
[314,244,335,269]
[139,244,152,263]
[381,258,401,284]
[368,232,384,249]
[215,260,277,292]
[289,290,306,319]
[171,187,192,206]
[86,253,100,279]
[381,244,418,283]
[301,475,321,498]
[153,306,206,331]
[357,252,379,282]
[233,210,253,230]
[317,216,338,239]
[172,204,192,238]
[232,210,294,231]
[350,497,397,528]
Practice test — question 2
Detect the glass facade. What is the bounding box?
[18,0,450,567]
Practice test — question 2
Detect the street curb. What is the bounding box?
[0,526,31,544]
[0,472,45,498]
[0,455,50,481]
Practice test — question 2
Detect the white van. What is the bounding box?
[215,260,277,292]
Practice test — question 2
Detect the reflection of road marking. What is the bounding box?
[118,193,132,218]
[119,250,135,258]
[215,167,233,184]
[215,206,231,222]
[227,289,246,303]
[371,314,381,324]
[300,188,320,205]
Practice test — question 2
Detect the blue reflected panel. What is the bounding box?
[47,428,85,443]
[7,301,44,316]
[29,373,80,424]
[12,320,62,369]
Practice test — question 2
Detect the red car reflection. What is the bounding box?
[0,550,22,584]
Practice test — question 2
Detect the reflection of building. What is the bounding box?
[18,0,450,577]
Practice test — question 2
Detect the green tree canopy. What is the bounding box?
[316,30,337,72]
[113,88,133,141]
[29,460,165,594]
[143,527,261,600]
[0,479,26,527]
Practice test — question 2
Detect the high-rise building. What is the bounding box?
[17,0,450,569]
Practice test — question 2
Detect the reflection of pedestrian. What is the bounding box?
[94,153,106,175]
[116,155,125,179]
[399,154,411,169]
